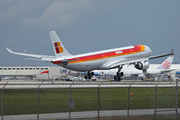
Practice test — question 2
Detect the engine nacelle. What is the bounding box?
[134,61,150,70]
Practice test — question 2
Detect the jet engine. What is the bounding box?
[134,61,150,70]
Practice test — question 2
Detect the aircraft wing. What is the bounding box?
[6,48,55,61]
[106,49,174,69]
[105,58,149,69]
[149,49,174,59]
[161,69,176,73]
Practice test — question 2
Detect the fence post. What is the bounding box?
[153,82,159,120]
[37,80,43,120]
[1,88,4,120]
[97,84,101,120]
[69,81,74,120]
[127,82,133,120]
[127,87,130,120]
[1,81,9,120]
[37,88,39,120]
[176,79,178,120]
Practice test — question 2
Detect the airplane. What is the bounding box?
[6,31,174,81]
[92,56,174,79]
[1,76,14,80]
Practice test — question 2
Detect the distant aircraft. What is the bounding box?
[1,76,14,80]
[92,56,174,79]
[6,31,174,80]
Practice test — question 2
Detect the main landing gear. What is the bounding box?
[84,71,94,80]
[114,66,124,81]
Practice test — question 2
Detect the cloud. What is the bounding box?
[0,0,123,29]
[0,0,51,24]
[22,0,123,29]
[0,0,24,23]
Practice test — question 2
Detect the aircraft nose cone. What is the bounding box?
[148,48,152,56]
[145,45,152,56]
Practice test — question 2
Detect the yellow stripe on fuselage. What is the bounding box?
[59,45,146,64]
[139,45,145,52]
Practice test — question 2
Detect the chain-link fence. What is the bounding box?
[0,81,179,120]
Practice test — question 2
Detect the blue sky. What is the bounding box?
[0,0,179,67]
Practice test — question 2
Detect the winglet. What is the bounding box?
[149,49,174,60]
[6,48,14,53]
[170,49,174,55]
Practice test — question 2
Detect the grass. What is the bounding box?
[0,87,179,115]
[58,114,180,120]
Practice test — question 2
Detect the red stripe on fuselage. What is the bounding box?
[53,45,144,64]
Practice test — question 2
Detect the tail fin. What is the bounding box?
[50,31,72,58]
[157,57,174,69]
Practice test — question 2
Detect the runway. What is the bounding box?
[0,80,179,89]
[4,108,180,120]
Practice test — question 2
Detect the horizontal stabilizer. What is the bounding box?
[25,58,52,62]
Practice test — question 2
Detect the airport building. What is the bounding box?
[0,66,78,80]
[0,64,180,80]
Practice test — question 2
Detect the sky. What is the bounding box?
[0,0,179,67]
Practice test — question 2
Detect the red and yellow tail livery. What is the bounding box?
[54,42,63,54]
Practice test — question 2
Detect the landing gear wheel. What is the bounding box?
[121,72,124,76]
[90,72,94,76]
[84,75,88,79]
[114,75,118,81]
[84,71,94,80]
[88,74,92,79]
[114,66,124,81]
[118,75,121,81]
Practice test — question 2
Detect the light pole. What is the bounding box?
[24,50,27,66]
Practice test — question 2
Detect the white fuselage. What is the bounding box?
[52,45,152,72]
